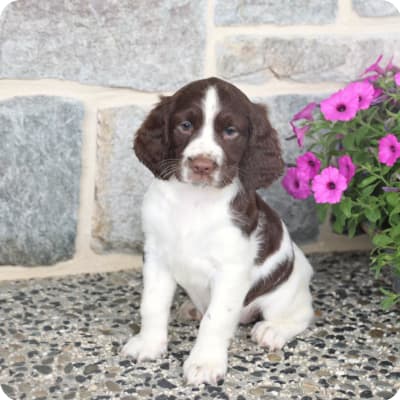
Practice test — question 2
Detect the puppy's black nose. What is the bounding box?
[188,156,217,176]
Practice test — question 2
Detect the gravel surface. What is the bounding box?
[0,252,399,400]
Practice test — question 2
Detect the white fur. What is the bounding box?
[182,86,224,184]
[249,242,314,350]
[123,86,314,385]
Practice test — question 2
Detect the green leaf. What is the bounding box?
[389,205,400,225]
[343,133,355,150]
[380,289,400,310]
[390,224,400,240]
[386,192,398,207]
[372,233,394,247]
[381,165,391,175]
[359,175,379,188]
[339,197,352,218]
[348,218,359,238]
[333,217,344,234]
[365,207,380,223]
[332,204,347,234]
[360,183,379,196]
[354,126,372,146]
[316,204,330,223]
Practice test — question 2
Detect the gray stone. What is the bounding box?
[256,94,322,243]
[0,96,83,266]
[0,0,206,91]
[33,365,52,375]
[93,105,152,253]
[217,36,400,84]
[105,381,121,392]
[215,0,337,25]
[83,364,101,375]
[352,0,400,17]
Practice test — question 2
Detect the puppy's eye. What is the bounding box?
[178,120,193,134]
[223,126,239,139]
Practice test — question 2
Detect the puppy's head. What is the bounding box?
[134,77,284,191]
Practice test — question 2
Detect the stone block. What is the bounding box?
[215,0,337,25]
[0,0,207,91]
[217,36,400,84]
[0,96,83,265]
[93,105,152,253]
[352,0,400,17]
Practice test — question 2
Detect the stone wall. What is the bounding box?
[1,0,399,273]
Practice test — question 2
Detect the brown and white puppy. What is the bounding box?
[122,78,314,385]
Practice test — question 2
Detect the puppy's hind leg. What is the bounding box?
[251,244,314,351]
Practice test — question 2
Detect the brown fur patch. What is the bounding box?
[243,258,294,306]
[230,192,283,265]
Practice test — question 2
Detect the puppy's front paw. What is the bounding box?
[121,335,167,361]
[183,348,227,385]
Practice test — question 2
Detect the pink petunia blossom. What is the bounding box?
[296,152,321,180]
[395,72,400,86]
[320,88,359,122]
[372,87,384,99]
[378,134,400,167]
[338,155,356,184]
[292,102,317,122]
[282,167,312,199]
[345,81,375,110]
[290,122,310,147]
[385,56,396,73]
[363,54,384,76]
[362,75,383,99]
[364,74,379,83]
[311,167,348,204]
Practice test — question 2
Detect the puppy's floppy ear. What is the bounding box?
[240,103,284,191]
[134,96,171,178]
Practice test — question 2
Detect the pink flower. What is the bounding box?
[282,167,312,199]
[290,122,310,147]
[395,72,400,86]
[378,134,400,167]
[320,88,359,122]
[363,76,383,99]
[385,56,395,73]
[372,87,384,99]
[364,75,379,83]
[290,102,318,147]
[312,167,348,204]
[292,102,317,122]
[345,81,375,110]
[296,152,321,180]
[338,155,356,184]
[363,54,384,76]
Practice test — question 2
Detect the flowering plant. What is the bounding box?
[283,55,400,308]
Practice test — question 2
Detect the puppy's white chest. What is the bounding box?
[142,179,246,310]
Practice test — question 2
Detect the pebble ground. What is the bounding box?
[1,252,399,400]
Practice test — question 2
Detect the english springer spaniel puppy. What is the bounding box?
[122,77,314,385]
